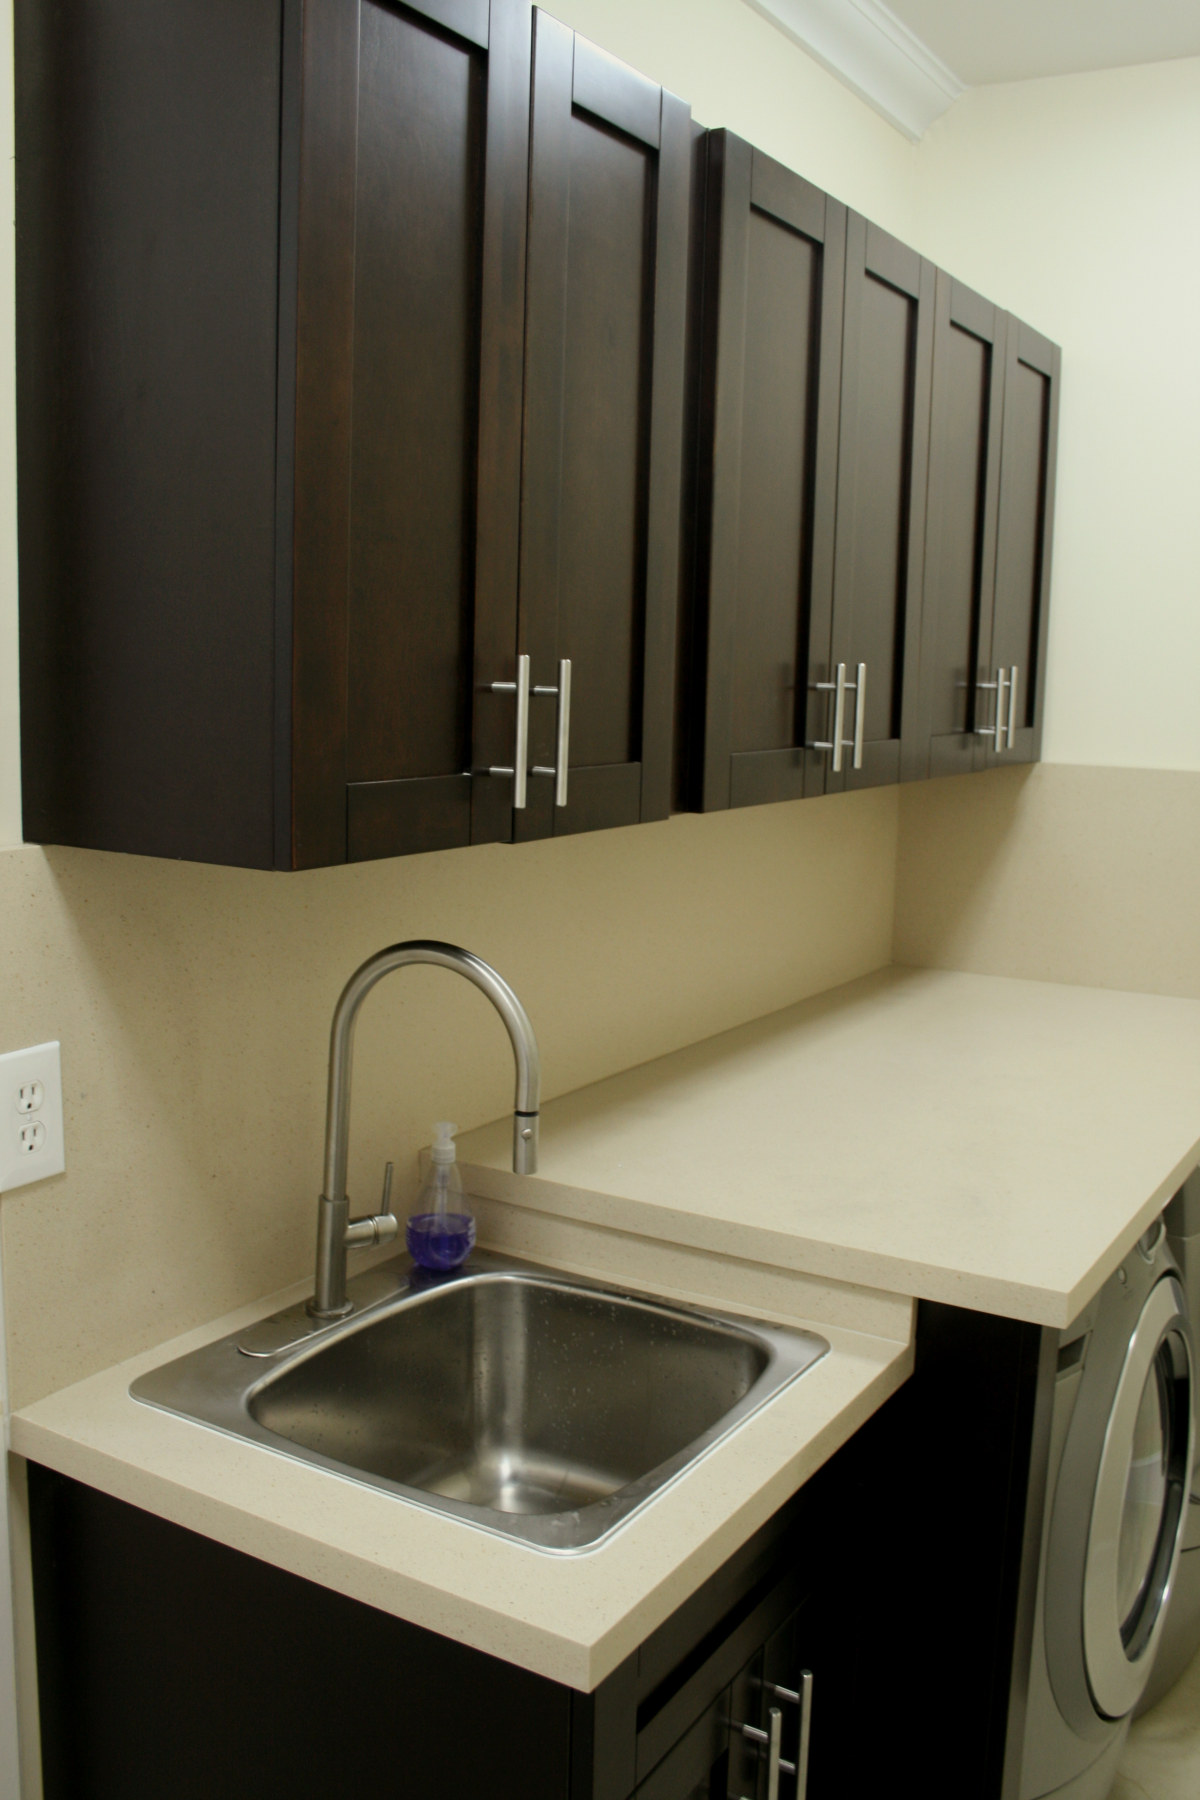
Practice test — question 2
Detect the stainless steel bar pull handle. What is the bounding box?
[1006,664,1019,750]
[976,667,1008,748]
[531,658,572,807]
[489,654,531,808]
[795,1669,813,1799]
[851,661,866,770]
[812,663,865,772]
[740,1710,796,1798]
[812,665,846,772]
[766,1707,784,1800]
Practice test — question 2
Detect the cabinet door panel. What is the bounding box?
[696,134,845,812]
[515,13,689,842]
[345,3,482,790]
[825,217,933,794]
[558,110,651,772]
[292,0,531,868]
[733,209,822,758]
[915,275,1005,780]
[988,318,1059,767]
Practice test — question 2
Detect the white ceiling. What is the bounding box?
[883,0,1200,87]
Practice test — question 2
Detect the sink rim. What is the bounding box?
[130,1249,829,1555]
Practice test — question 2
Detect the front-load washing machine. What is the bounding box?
[1135,1171,1200,1713]
[1018,1225,1194,1800]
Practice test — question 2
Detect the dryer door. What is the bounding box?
[1083,1275,1193,1719]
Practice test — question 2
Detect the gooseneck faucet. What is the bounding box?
[309,941,540,1319]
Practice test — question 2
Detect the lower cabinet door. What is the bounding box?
[727,1607,814,1800]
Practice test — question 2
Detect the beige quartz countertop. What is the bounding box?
[17,964,1198,1692]
[12,1261,910,1691]
[457,967,1200,1329]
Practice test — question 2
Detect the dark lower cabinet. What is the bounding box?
[27,1303,1061,1800]
[28,1450,854,1800]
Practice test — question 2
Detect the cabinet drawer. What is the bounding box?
[636,1563,808,1778]
[634,1689,731,1800]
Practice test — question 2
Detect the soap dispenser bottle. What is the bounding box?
[406,1122,476,1271]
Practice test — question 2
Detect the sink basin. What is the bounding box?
[132,1252,828,1552]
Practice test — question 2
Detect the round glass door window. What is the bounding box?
[1084,1280,1192,1718]
[1116,1351,1173,1646]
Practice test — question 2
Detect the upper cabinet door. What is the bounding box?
[693,134,846,813]
[822,216,934,794]
[915,275,1007,780]
[291,0,532,868]
[985,317,1060,768]
[511,13,691,843]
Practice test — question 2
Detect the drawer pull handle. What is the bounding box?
[741,1712,795,1793]
[795,1668,813,1798]
[743,1669,813,1796]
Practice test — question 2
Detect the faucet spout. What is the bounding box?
[309,941,540,1319]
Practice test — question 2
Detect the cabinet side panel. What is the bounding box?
[16,0,282,866]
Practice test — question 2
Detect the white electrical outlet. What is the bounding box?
[0,1042,66,1193]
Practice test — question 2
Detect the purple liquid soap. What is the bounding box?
[406,1211,476,1271]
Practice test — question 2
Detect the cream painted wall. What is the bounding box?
[895,764,1200,999]
[914,58,1200,771]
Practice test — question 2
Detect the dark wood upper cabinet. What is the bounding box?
[689,139,934,814]
[512,14,691,844]
[16,0,689,869]
[914,275,1007,780]
[914,279,1059,778]
[300,0,534,869]
[987,316,1060,768]
[16,3,1059,867]
[691,133,846,814]
[18,0,532,869]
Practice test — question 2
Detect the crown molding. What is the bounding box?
[744,0,967,141]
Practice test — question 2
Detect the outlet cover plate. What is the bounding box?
[0,1042,65,1193]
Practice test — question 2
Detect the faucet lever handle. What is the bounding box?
[342,1161,401,1255]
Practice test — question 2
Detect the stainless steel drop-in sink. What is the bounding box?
[132,1252,828,1552]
